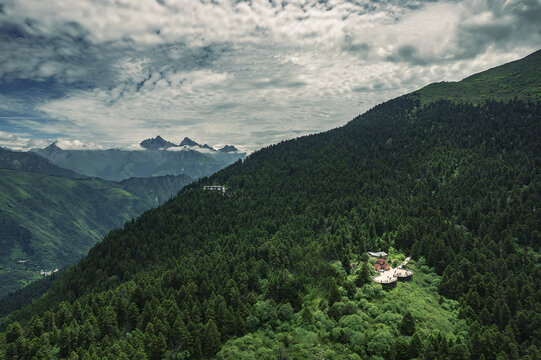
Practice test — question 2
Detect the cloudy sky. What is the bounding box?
[0,0,540,151]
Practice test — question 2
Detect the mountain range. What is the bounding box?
[141,136,239,153]
[33,137,245,181]
[0,50,539,359]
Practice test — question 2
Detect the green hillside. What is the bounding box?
[0,170,192,296]
[415,49,541,104]
[0,52,539,360]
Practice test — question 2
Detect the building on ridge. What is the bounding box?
[368,251,388,258]
[203,185,226,194]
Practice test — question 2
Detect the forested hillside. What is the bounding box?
[0,54,539,360]
[0,170,192,297]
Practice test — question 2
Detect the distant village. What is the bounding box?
[16,259,59,277]
[40,268,59,277]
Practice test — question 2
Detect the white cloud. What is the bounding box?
[166,145,215,154]
[0,0,539,150]
[0,130,109,151]
[54,139,105,150]
[0,130,51,150]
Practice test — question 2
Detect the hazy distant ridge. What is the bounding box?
[33,136,246,181]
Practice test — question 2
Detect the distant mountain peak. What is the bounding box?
[140,136,176,150]
[219,145,238,152]
[179,137,200,147]
[37,142,63,154]
[201,144,216,151]
[45,142,61,150]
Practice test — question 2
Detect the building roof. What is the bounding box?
[373,264,382,270]
[377,258,386,265]
[368,251,388,257]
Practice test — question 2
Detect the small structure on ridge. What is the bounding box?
[368,251,388,258]
[372,256,413,290]
[203,185,226,194]
[373,258,391,271]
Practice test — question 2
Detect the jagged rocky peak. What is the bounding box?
[38,141,63,154]
[179,137,200,147]
[219,145,238,152]
[45,141,62,150]
[141,136,239,153]
[140,136,176,150]
[201,144,216,151]
[179,137,216,151]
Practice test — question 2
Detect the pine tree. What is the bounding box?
[171,315,190,351]
[355,262,372,287]
[98,305,118,338]
[147,333,167,360]
[408,332,423,358]
[449,342,470,360]
[342,255,350,275]
[202,319,221,358]
[301,307,313,322]
[43,311,56,333]
[28,315,44,338]
[400,311,416,336]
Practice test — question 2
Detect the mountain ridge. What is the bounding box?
[415,49,541,105]
[140,136,176,150]
[0,147,80,178]
[1,50,539,359]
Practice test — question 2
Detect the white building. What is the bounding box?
[203,185,226,194]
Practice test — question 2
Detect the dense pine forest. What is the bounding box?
[0,55,540,359]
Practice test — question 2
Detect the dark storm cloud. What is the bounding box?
[383,0,541,65]
[0,20,98,84]
[450,0,540,61]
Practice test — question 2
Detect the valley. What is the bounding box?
[0,167,193,297]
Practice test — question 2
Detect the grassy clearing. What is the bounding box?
[218,255,466,359]
[415,49,541,105]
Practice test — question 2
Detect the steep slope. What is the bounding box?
[0,147,80,178]
[0,170,192,296]
[118,175,193,203]
[1,52,539,359]
[415,49,541,104]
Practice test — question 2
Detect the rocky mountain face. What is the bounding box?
[139,136,176,150]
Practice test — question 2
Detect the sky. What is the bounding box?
[0,0,540,151]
